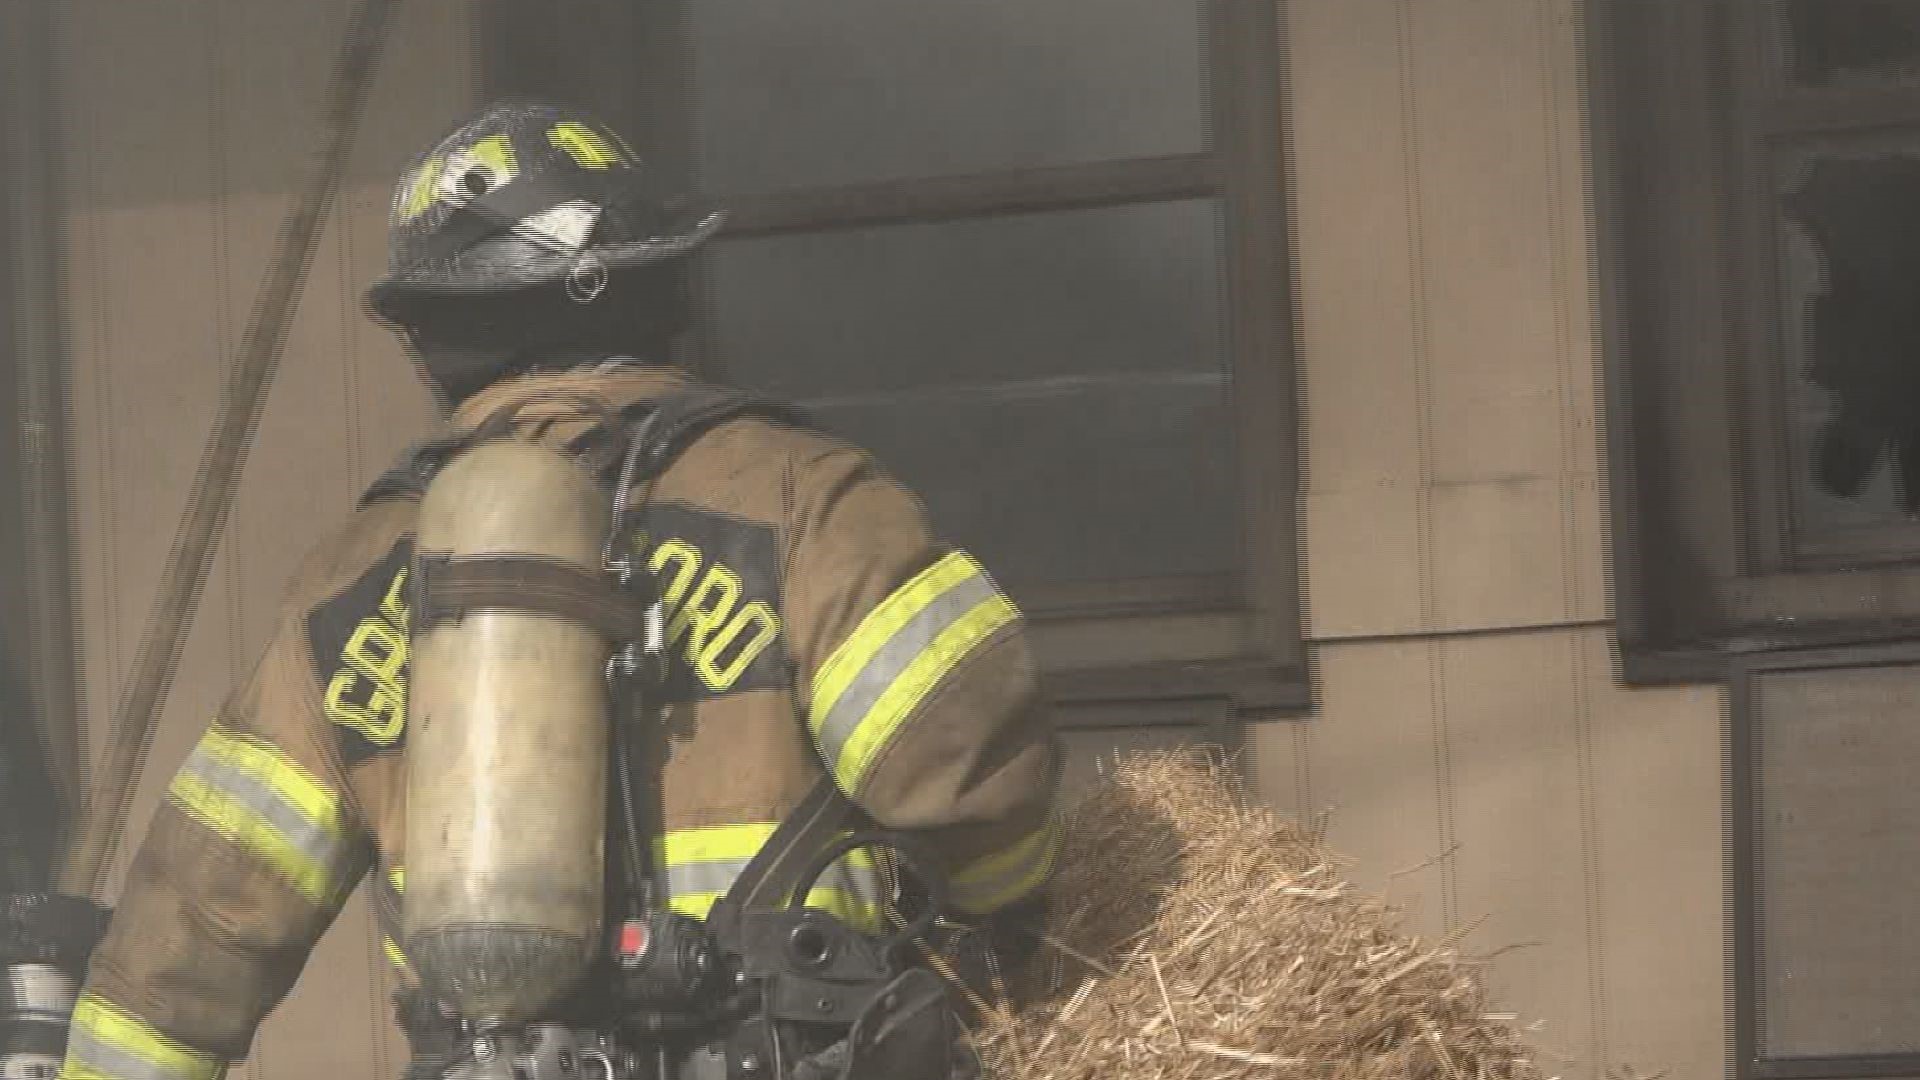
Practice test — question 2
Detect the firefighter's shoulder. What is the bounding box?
[281,498,419,766]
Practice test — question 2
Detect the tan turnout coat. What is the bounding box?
[59,364,1061,1080]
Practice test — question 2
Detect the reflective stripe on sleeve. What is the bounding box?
[948,816,1062,915]
[375,864,410,973]
[165,727,353,907]
[60,995,224,1080]
[654,823,889,933]
[809,551,1020,792]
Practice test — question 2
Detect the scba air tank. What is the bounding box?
[403,438,619,1024]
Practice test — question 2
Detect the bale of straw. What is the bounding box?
[963,747,1550,1080]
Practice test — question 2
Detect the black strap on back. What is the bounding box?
[359,431,472,506]
[572,384,809,486]
[700,775,864,953]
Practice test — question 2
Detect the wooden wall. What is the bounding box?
[1259,0,1726,1076]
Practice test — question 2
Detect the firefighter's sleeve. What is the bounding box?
[784,444,1063,918]
[60,614,374,1080]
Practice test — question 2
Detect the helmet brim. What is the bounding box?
[364,208,726,325]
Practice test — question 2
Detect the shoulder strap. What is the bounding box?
[358,443,439,506]
[357,428,488,507]
[577,384,809,486]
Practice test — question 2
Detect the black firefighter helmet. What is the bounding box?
[365,100,722,339]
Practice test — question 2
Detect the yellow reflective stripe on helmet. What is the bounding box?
[949,817,1062,915]
[548,122,624,169]
[465,135,518,184]
[655,824,888,932]
[61,994,223,1080]
[399,155,444,221]
[165,728,350,907]
[809,552,1019,792]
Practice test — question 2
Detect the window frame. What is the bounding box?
[1593,0,1920,686]
[482,0,1309,717]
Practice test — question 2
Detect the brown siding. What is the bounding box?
[1271,0,1726,1077]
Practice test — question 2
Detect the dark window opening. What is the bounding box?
[707,200,1237,591]
[481,0,1306,715]
[1781,152,1920,533]
[685,0,1207,195]
[1784,0,1920,87]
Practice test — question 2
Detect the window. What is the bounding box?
[1594,0,1920,684]
[1729,644,1920,1080]
[1596,7,1920,1076]
[484,0,1306,715]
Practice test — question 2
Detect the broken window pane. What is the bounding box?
[1782,0,1920,86]
[703,200,1235,590]
[1776,143,1920,544]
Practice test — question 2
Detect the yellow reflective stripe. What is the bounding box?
[835,596,1019,791]
[377,864,410,971]
[466,135,518,184]
[655,824,888,933]
[949,818,1062,914]
[548,122,624,169]
[656,822,783,865]
[190,728,341,829]
[62,995,223,1080]
[810,552,1020,791]
[811,553,981,724]
[165,728,349,906]
[654,824,883,872]
[399,155,444,220]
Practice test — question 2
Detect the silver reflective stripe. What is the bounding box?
[64,1030,186,1080]
[63,996,222,1080]
[4,964,75,1025]
[2,1053,62,1080]
[813,571,1001,765]
[830,859,886,912]
[659,858,740,898]
[659,857,885,909]
[177,748,340,876]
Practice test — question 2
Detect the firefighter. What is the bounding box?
[57,102,1061,1080]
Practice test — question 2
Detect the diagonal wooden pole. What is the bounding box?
[56,0,406,901]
